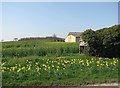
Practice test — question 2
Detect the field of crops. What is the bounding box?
[2,40,79,57]
[1,40,119,86]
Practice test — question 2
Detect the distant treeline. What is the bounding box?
[19,36,65,42]
[82,24,120,58]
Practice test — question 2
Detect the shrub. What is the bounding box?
[82,24,120,58]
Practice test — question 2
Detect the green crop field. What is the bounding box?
[1,40,118,86]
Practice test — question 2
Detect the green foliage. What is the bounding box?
[2,55,118,86]
[82,24,120,58]
[2,39,118,86]
[2,41,79,57]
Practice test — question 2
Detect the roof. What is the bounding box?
[68,32,82,37]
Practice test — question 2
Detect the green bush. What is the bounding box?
[82,24,120,58]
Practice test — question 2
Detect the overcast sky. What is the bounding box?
[1,1,118,41]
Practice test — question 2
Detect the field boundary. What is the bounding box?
[1,83,119,88]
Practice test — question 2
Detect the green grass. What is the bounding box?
[2,40,79,57]
[1,40,119,86]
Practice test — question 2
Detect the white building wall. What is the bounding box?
[65,35,76,42]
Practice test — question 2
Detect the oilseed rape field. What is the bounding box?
[1,40,119,86]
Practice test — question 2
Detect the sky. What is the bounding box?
[1,2,118,41]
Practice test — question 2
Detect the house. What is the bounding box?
[65,32,82,42]
[65,32,88,54]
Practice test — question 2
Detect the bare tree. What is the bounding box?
[53,34,57,38]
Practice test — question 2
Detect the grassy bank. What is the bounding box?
[1,40,118,86]
[2,40,79,57]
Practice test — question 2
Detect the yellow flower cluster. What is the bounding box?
[1,57,118,74]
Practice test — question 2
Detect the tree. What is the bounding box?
[53,34,57,38]
[82,24,120,58]
[52,34,57,42]
[82,29,98,56]
[14,38,18,41]
[1,40,4,42]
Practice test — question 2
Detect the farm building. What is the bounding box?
[46,37,65,42]
[65,32,88,54]
[65,32,83,42]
